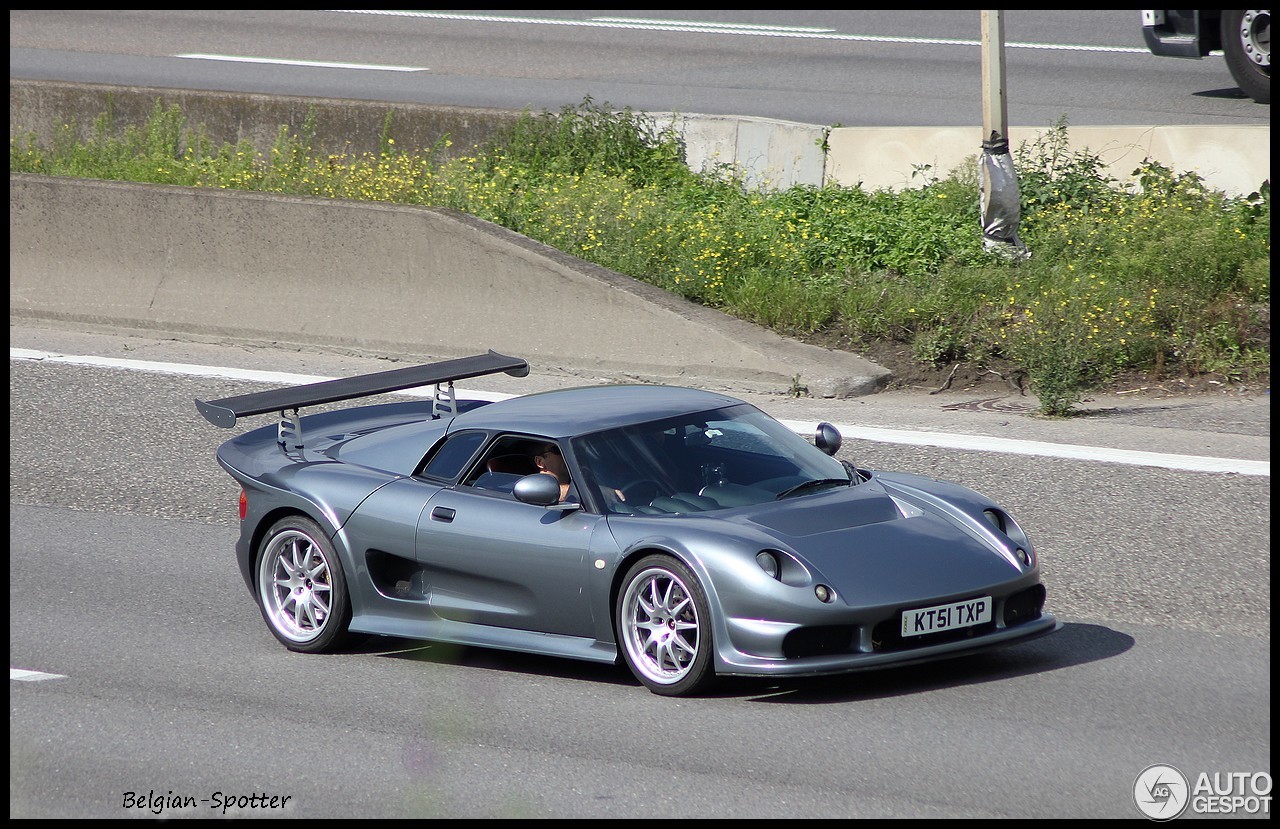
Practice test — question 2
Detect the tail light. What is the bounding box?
[238,490,248,521]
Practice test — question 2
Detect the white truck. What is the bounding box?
[1141,9,1270,103]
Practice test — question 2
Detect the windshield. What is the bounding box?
[571,404,850,515]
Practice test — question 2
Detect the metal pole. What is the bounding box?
[981,10,1009,143]
[978,10,1028,257]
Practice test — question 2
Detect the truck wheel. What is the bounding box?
[1221,10,1271,104]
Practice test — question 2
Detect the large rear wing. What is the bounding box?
[195,350,529,445]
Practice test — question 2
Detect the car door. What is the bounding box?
[416,476,602,638]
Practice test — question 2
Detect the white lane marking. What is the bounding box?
[7,349,516,399]
[779,420,1268,477]
[596,17,837,34]
[11,349,1267,477]
[11,668,67,681]
[328,10,1151,54]
[175,54,428,72]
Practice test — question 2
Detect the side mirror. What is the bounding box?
[513,473,580,511]
[513,473,561,506]
[814,422,842,456]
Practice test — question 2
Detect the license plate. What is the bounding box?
[901,596,992,637]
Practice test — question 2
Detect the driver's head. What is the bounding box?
[533,443,569,483]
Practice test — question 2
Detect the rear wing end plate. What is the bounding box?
[195,350,529,433]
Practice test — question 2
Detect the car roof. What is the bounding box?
[451,385,746,439]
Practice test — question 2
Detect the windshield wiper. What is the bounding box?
[841,459,868,484]
[774,478,850,500]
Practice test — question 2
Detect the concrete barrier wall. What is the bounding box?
[9,174,889,397]
[671,118,1269,197]
[825,124,1271,197]
[9,79,523,164]
[667,113,828,190]
[12,79,1270,196]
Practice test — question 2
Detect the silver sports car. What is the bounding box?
[197,351,1059,696]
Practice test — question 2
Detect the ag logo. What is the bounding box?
[1134,764,1190,820]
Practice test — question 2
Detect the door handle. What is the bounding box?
[431,506,456,523]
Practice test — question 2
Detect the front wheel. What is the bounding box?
[617,555,716,696]
[1221,10,1271,104]
[255,516,353,653]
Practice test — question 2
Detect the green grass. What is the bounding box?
[10,99,1270,415]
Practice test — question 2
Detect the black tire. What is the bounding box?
[1221,10,1271,104]
[616,554,717,696]
[254,516,354,653]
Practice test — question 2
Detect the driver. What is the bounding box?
[532,443,577,503]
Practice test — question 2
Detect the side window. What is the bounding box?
[419,430,487,481]
[463,435,547,495]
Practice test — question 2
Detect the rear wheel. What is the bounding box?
[1221,10,1271,104]
[617,554,716,696]
[255,516,353,653]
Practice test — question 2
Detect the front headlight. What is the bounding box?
[983,508,1035,567]
[754,548,813,587]
[756,550,780,580]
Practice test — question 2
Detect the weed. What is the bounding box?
[10,100,1270,413]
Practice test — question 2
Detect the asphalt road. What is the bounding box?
[9,9,1271,127]
[7,10,1271,819]
[9,327,1271,819]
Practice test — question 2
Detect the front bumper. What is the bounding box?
[716,612,1060,676]
[714,579,1059,677]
